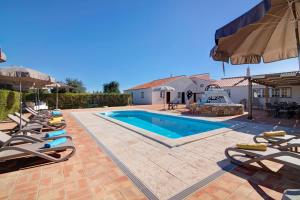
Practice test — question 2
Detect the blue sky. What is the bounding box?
[0,0,298,92]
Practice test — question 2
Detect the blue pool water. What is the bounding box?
[101,110,229,139]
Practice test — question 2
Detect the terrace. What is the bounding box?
[1,105,299,200]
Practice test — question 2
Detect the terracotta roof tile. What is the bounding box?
[189,73,211,80]
[127,75,185,90]
[214,77,257,87]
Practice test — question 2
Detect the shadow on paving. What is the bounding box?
[217,159,300,200]
[179,109,300,130]
[0,153,61,173]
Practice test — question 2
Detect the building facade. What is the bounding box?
[124,74,212,105]
[126,72,300,107]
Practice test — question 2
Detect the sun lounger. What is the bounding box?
[253,132,299,147]
[7,114,43,132]
[26,107,63,118]
[281,139,300,153]
[25,107,52,119]
[0,130,71,147]
[15,112,65,124]
[0,137,75,163]
[282,189,300,200]
[8,114,66,132]
[225,146,300,170]
[12,114,66,131]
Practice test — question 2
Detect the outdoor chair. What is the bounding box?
[189,103,197,115]
[281,139,300,153]
[15,112,65,123]
[253,132,300,148]
[225,146,300,170]
[7,114,43,132]
[25,107,61,119]
[282,189,300,200]
[278,102,289,118]
[265,103,276,116]
[8,114,66,132]
[0,137,75,163]
[0,130,71,147]
[13,113,66,130]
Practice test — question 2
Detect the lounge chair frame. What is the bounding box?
[0,138,76,163]
[225,146,300,170]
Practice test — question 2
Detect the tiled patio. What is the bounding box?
[0,105,300,200]
[0,111,145,200]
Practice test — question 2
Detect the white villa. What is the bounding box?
[125,71,300,108]
[124,74,211,105]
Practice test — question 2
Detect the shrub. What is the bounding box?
[24,93,131,109]
[0,90,20,120]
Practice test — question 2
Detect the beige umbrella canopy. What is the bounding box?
[0,66,55,129]
[45,82,73,109]
[154,86,175,110]
[211,0,300,66]
[0,49,6,63]
[0,66,55,87]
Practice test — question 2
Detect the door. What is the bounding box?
[193,93,197,103]
[166,92,171,104]
[181,92,185,104]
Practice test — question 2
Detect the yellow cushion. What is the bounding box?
[52,117,64,121]
[49,119,62,125]
[263,130,286,137]
[236,143,267,151]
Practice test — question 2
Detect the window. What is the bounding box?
[177,92,181,98]
[224,89,231,97]
[271,87,291,98]
[253,88,264,98]
[200,84,204,88]
[280,87,291,98]
[271,88,280,97]
[141,92,144,98]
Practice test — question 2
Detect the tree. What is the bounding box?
[50,87,67,93]
[103,81,120,94]
[65,78,86,93]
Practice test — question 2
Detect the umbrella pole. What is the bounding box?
[37,88,40,112]
[291,1,300,70]
[298,45,300,71]
[35,88,38,108]
[247,77,253,120]
[19,80,22,130]
[56,84,58,109]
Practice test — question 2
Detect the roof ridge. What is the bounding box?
[126,75,186,90]
[189,73,210,77]
[221,76,246,80]
[153,75,186,81]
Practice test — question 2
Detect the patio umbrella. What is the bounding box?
[45,82,72,109]
[154,86,175,110]
[211,0,300,68]
[0,66,55,129]
[0,49,7,63]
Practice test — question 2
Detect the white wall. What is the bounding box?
[257,85,300,106]
[125,88,153,105]
[221,85,264,104]
[222,85,300,108]
[151,77,200,104]
[126,77,214,105]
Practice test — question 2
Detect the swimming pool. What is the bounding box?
[101,110,229,139]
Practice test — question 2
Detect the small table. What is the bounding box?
[168,103,178,110]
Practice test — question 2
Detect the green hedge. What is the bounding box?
[24,93,131,109]
[0,90,20,120]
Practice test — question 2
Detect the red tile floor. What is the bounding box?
[0,112,145,200]
[0,106,300,200]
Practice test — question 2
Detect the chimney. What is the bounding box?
[246,67,251,77]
